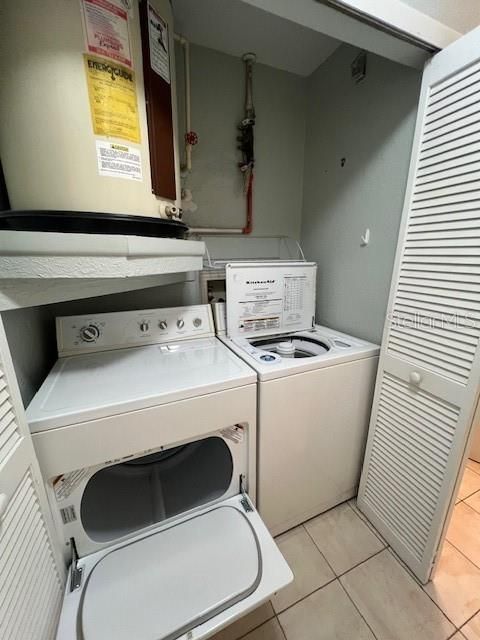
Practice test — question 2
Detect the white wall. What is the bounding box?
[301,45,421,344]
[176,43,307,238]
[401,0,480,34]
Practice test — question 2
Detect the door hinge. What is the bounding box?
[69,537,83,592]
[239,474,253,512]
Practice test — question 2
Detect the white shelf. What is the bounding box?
[0,231,205,310]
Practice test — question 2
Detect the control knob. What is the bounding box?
[177,318,185,329]
[139,321,150,333]
[80,324,100,343]
[193,317,202,328]
[158,320,168,330]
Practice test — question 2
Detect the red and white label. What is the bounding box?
[81,0,132,68]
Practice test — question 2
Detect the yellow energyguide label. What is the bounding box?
[84,54,141,143]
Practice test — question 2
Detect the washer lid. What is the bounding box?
[81,506,261,640]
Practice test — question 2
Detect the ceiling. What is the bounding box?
[172,0,341,77]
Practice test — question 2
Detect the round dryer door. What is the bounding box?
[80,505,262,640]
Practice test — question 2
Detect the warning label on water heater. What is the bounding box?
[80,0,133,68]
[84,54,141,143]
[96,140,142,181]
[147,3,170,84]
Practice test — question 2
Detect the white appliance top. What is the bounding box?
[27,305,256,432]
[220,325,380,381]
[225,262,317,340]
[81,505,260,640]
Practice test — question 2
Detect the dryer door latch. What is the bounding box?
[239,474,253,513]
[69,537,83,592]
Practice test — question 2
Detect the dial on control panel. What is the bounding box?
[158,320,168,330]
[79,324,100,343]
[177,319,185,329]
[139,321,150,333]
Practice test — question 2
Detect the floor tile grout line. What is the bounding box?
[345,499,388,547]
[227,487,480,640]
[419,575,463,631]
[304,514,388,582]
[301,523,339,577]
[458,605,480,630]
[455,497,480,517]
[337,577,381,640]
[466,462,480,478]
[274,545,388,617]
[455,501,480,516]
[233,511,476,640]
[459,487,480,502]
[276,576,382,640]
[301,506,387,580]
[273,544,389,621]
[298,506,470,632]
[444,536,480,572]
[274,495,480,639]
[237,542,466,640]
[462,492,480,514]
[275,612,289,640]
[386,545,429,588]
[385,519,480,632]
[230,610,276,640]
[273,575,338,616]
[380,547,459,633]
[274,615,287,640]
[281,497,354,535]
[336,546,387,580]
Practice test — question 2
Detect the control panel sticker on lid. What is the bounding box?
[226,263,317,340]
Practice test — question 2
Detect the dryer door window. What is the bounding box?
[80,436,234,542]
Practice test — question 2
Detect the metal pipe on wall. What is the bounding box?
[189,227,244,234]
[174,33,192,172]
[175,40,256,236]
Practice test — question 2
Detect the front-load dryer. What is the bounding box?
[26,304,292,640]
[221,262,380,536]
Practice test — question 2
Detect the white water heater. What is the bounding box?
[0,0,181,218]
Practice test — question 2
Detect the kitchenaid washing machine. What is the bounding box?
[26,304,292,640]
[220,263,380,536]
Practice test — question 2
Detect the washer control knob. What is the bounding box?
[193,317,202,328]
[80,324,100,343]
[158,320,168,330]
[139,321,150,333]
[177,318,185,329]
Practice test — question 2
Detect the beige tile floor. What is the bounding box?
[210,460,480,640]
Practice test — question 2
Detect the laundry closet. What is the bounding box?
[1,1,480,639]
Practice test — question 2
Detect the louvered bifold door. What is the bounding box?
[358,25,480,583]
[0,318,65,639]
